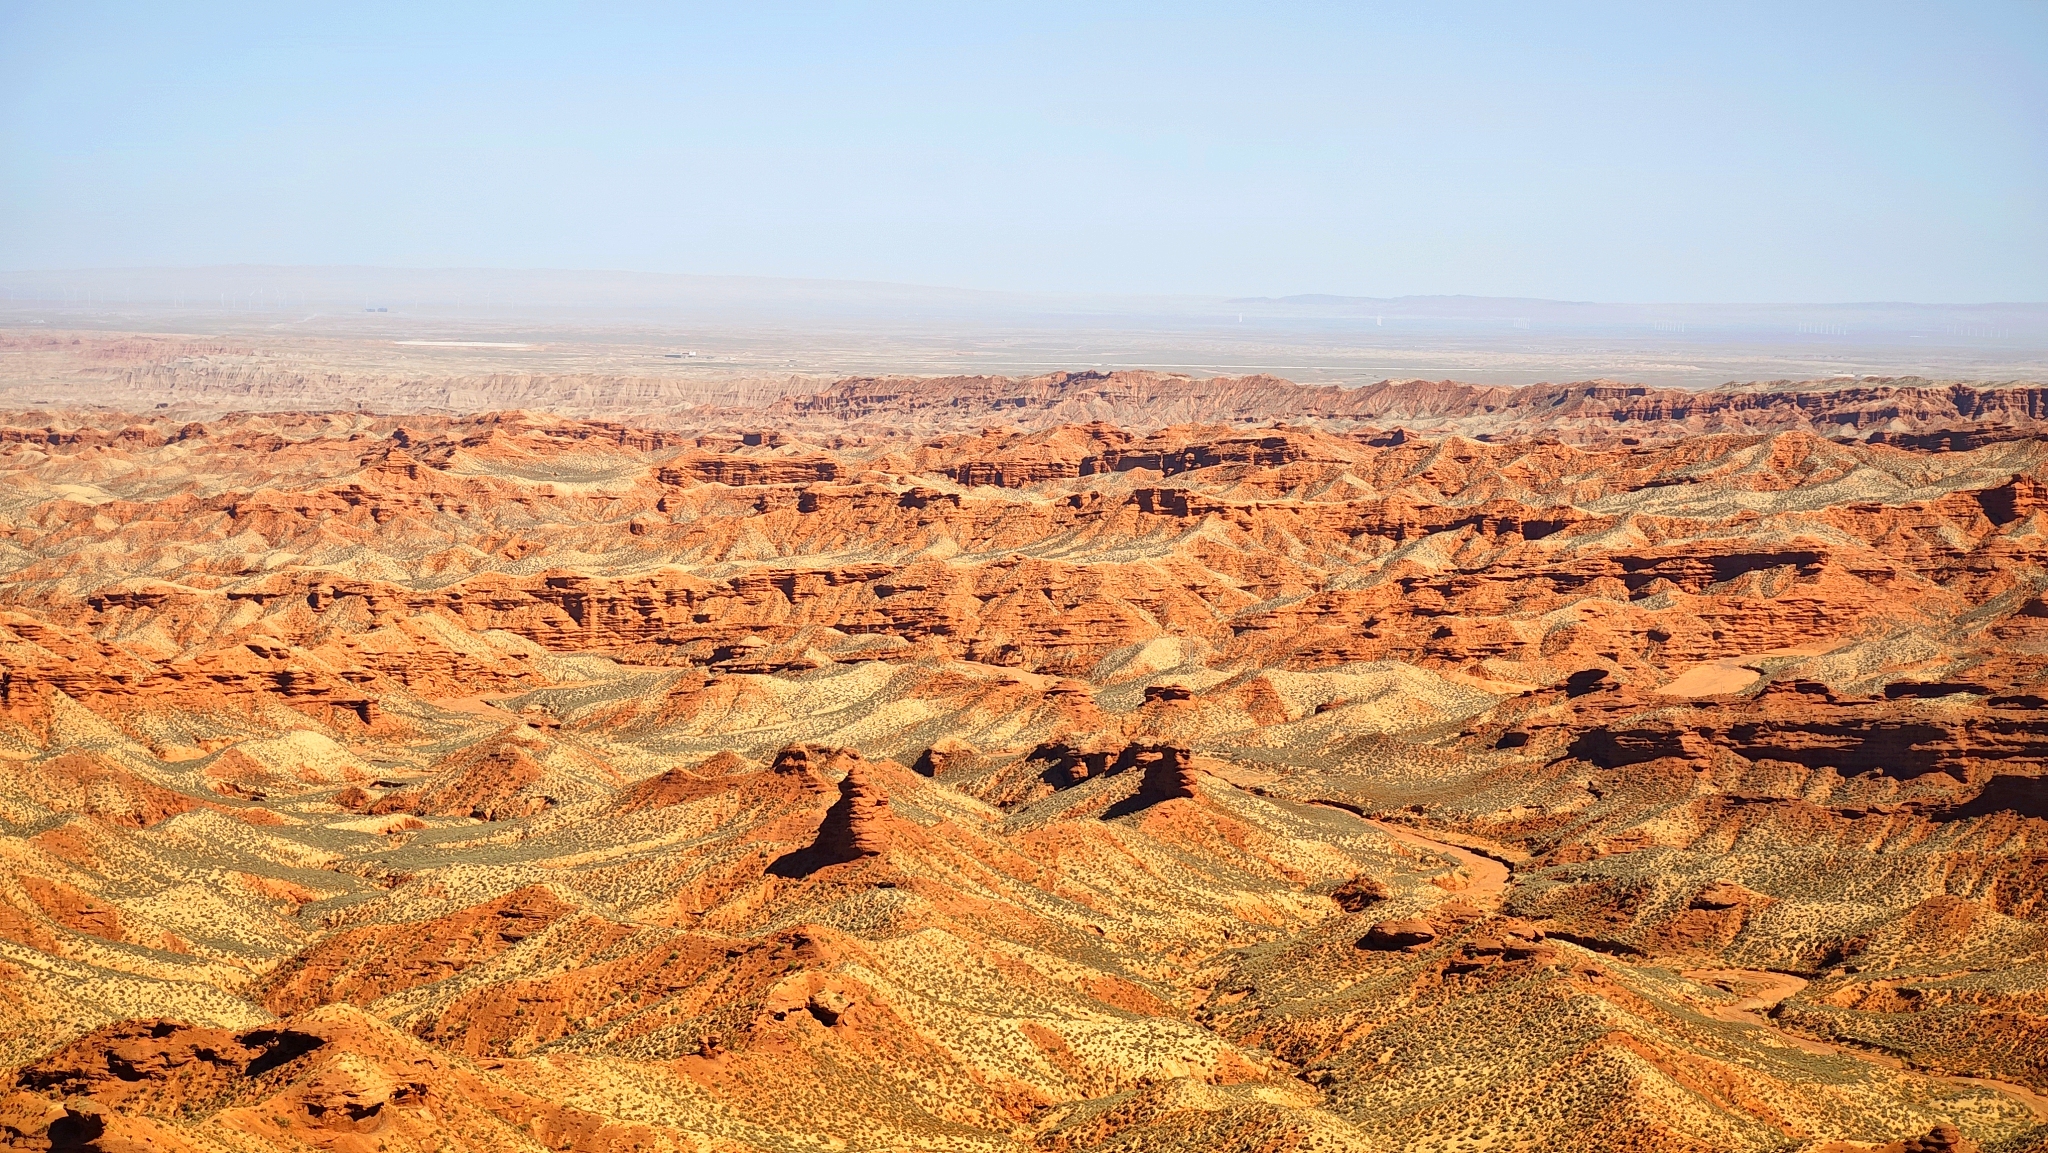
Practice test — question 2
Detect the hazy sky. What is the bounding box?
[3,2,2043,302]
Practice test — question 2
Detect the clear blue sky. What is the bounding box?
[2,2,2043,302]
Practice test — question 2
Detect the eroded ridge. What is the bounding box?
[0,403,2043,1151]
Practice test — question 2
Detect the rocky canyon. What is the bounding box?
[0,358,2044,1152]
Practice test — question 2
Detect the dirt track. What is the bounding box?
[1363,819,1513,903]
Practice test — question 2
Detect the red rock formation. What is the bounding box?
[912,737,979,778]
[1331,875,1390,912]
[611,765,729,813]
[770,370,2048,441]
[774,757,899,874]
[1122,743,1199,807]
[1887,1124,1979,1153]
[4,1009,673,1152]
[1360,919,1437,951]
[1544,677,2048,783]
[370,737,550,821]
[17,1019,328,1114]
[769,744,850,783]
[816,761,894,861]
[261,886,585,1013]
[1029,740,1122,787]
[694,750,749,776]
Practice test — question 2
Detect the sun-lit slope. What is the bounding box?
[772,370,2048,443]
[0,406,2043,1151]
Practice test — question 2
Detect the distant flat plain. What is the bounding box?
[2,266,2043,413]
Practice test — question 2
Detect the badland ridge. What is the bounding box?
[0,363,2044,1151]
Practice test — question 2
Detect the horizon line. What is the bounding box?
[2,263,2044,311]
